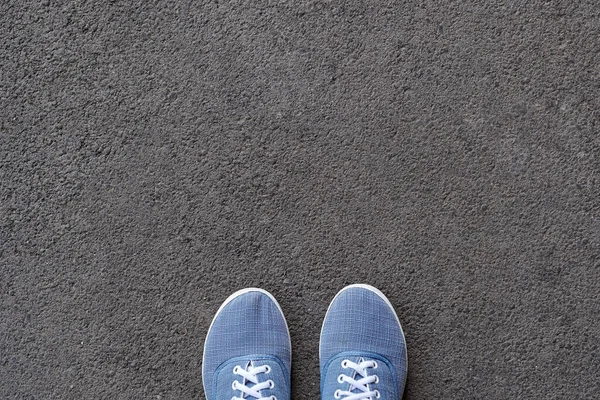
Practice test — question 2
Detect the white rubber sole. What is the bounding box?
[319,284,408,382]
[201,288,292,398]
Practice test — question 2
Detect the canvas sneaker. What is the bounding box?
[202,288,291,400]
[320,284,407,400]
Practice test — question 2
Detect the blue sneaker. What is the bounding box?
[202,288,291,400]
[320,284,407,400]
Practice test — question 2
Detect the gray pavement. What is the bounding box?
[1,1,599,398]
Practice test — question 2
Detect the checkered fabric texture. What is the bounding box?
[202,291,291,400]
[320,286,407,399]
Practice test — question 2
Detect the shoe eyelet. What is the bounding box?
[268,380,275,389]
[341,360,349,368]
[334,390,342,399]
[232,381,238,390]
[233,366,240,374]
[337,374,345,383]
[375,390,381,398]
[372,361,378,369]
[270,396,277,400]
[264,365,272,374]
[374,375,379,384]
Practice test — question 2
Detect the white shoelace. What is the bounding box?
[334,359,380,400]
[232,363,276,400]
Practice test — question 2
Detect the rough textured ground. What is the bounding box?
[1,1,599,399]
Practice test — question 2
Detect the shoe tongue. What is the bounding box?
[348,356,366,394]
[239,361,266,397]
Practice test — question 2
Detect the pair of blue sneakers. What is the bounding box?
[202,284,407,400]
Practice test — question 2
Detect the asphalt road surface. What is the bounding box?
[1,1,599,399]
